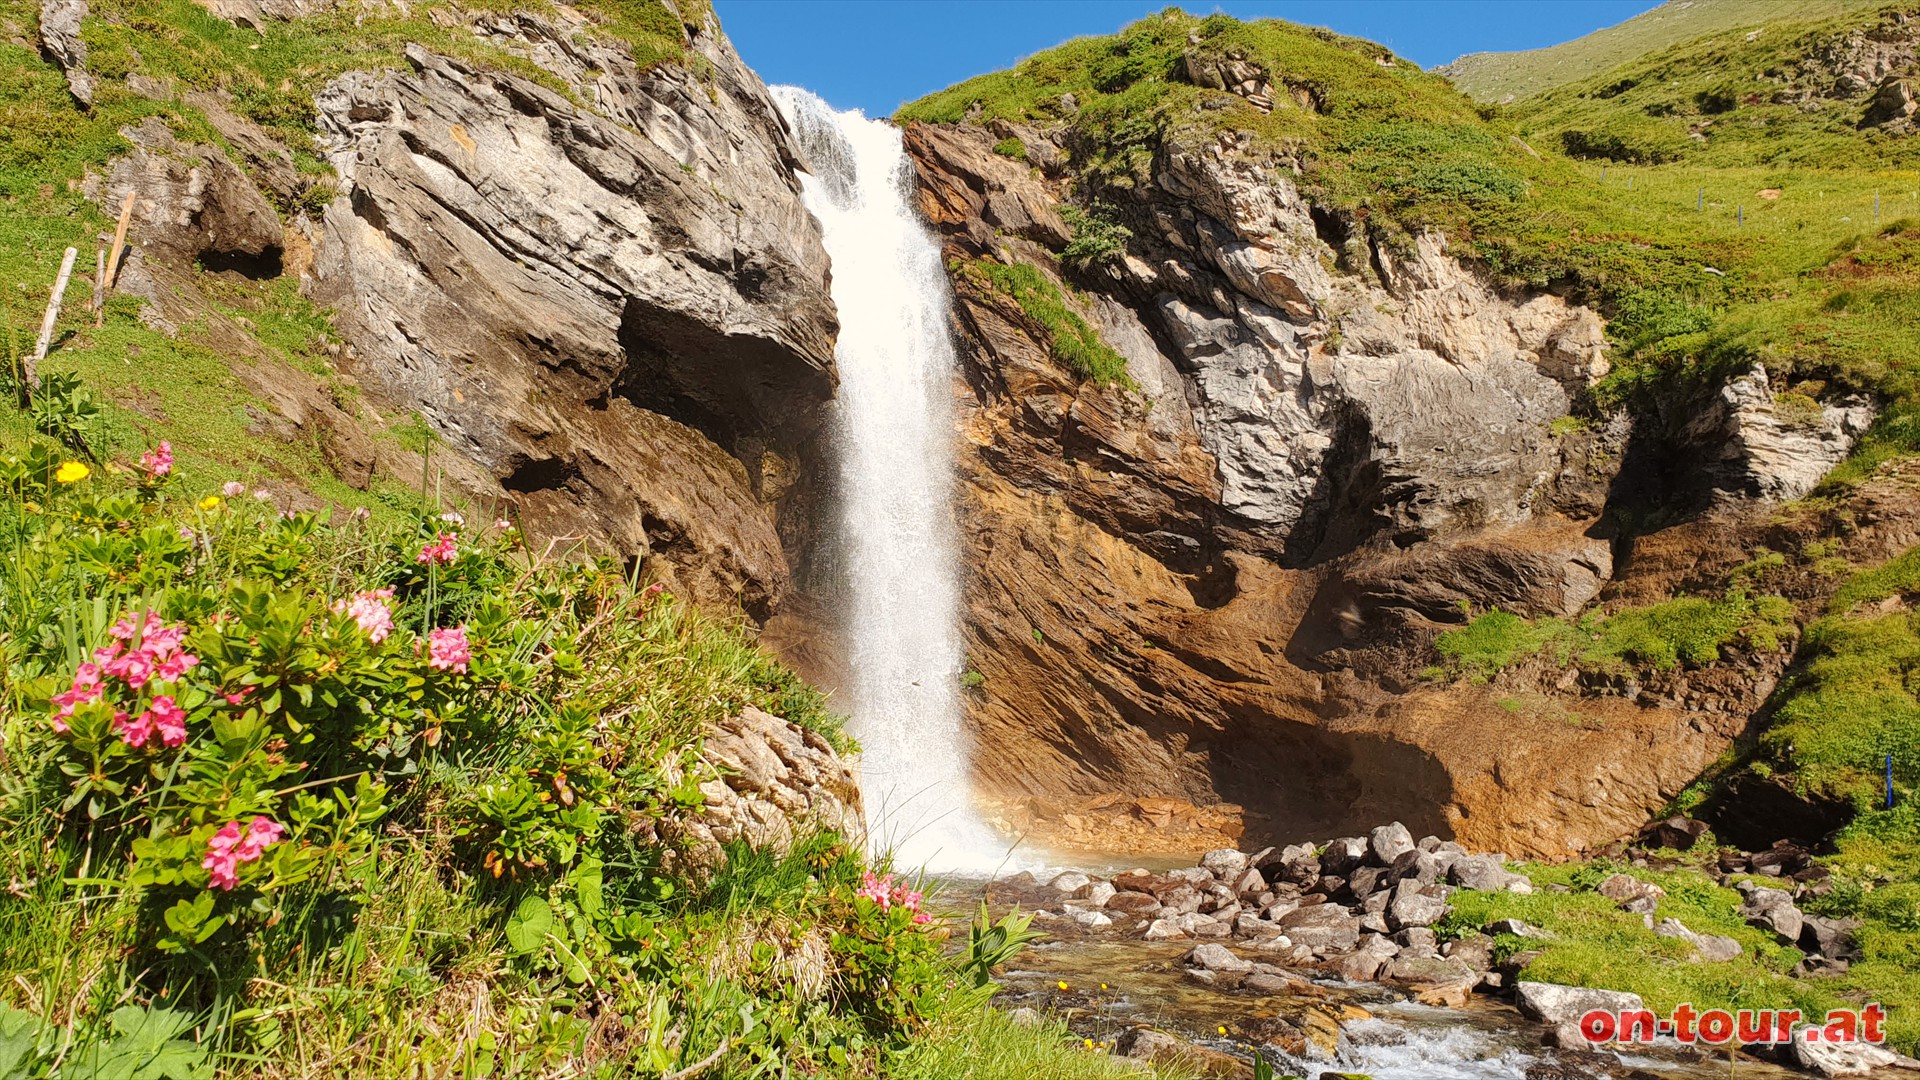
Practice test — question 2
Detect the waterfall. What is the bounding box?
[771,87,1010,873]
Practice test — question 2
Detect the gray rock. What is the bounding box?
[1739,882,1805,944]
[1449,854,1532,893]
[1332,951,1387,982]
[1079,881,1118,907]
[1068,907,1114,929]
[1596,873,1664,914]
[1143,918,1188,941]
[1388,892,1449,930]
[1388,848,1444,886]
[1161,885,1204,916]
[1348,865,1386,900]
[1320,837,1370,875]
[1277,904,1362,951]
[1654,918,1743,963]
[39,0,92,105]
[1047,871,1092,894]
[1242,972,1297,995]
[1791,1026,1920,1076]
[1184,942,1253,974]
[1679,363,1876,503]
[1444,933,1495,970]
[1514,981,1645,1025]
[1485,918,1551,940]
[1229,867,1267,897]
[1167,866,1215,887]
[1358,912,1390,934]
[1393,926,1438,951]
[665,708,863,877]
[1369,822,1417,866]
[1800,914,1862,960]
[1383,954,1478,1007]
[1200,848,1250,880]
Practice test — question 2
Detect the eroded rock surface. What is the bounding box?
[307,11,837,614]
[905,120,1822,857]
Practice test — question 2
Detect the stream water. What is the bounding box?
[770,88,1012,874]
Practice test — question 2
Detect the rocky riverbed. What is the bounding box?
[972,823,1920,1079]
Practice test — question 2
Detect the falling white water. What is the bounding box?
[771,87,1013,873]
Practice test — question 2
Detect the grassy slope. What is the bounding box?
[1439,0,1881,104]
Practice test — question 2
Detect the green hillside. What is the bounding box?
[1439,0,1883,104]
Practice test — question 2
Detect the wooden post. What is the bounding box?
[104,190,135,291]
[92,247,105,325]
[26,247,79,393]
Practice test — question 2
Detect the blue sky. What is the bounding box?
[714,0,1664,116]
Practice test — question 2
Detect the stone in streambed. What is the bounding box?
[1185,942,1253,974]
[1384,954,1478,1007]
[1514,981,1645,1025]
[1048,871,1092,894]
[1280,905,1361,951]
[1200,848,1250,880]
[1106,891,1163,915]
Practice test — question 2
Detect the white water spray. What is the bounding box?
[771,87,1011,873]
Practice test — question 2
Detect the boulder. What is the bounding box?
[1383,954,1478,1007]
[1486,918,1552,940]
[1654,918,1743,963]
[1393,926,1438,952]
[1048,871,1092,894]
[1200,848,1251,880]
[39,0,92,105]
[1387,848,1444,886]
[1162,885,1205,915]
[1229,867,1267,897]
[1444,933,1495,970]
[1184,942,1254,975]
[1449,854,1532,893]
[1644,816,1710,851]
[1368,822,1417,866]
[1107,891,1164,916]
[1277,905,1361,951]
[1080,880,1118,906]
[1144,918,1188,941]
[1595,873,1664,914]
[1069,907,1114,929]
[1331,951,1386,982]
[1739,882,1804,944]
[1387,892,1448,931]
[1514,981,1645,1026]
[1320,837,1369,875]
[1118,1029,1251,1079]
[1792,1027,1920,1077]
[1800,915,1862,961]
[1348,865,1385,900]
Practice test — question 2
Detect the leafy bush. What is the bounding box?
[1059,204,1133,267]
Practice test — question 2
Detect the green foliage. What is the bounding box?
[1059,204,1134,267]
[0,438,1164,1078]
[960,903,1046,989]
[991,137,1028,160]
[1434,575,1795,680]
[966,259,1136,388]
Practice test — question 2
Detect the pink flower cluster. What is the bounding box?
[52,614,199,749]
[201,816,286,890]
[427,626,471,673]
[855,871,931,924]
[332,588,395,643]
[139,441,173,478]
[416,532,459,565]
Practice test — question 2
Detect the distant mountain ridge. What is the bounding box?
[1438,0,1883,103]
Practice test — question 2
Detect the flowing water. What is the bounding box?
[770,88,1013,873]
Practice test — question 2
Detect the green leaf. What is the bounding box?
[572,857,604,919]
[504,895,552,955]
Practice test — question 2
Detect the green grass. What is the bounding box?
[1438,0,1884,104]
[1434,585,1795,680]
[1440,855,1920,1053]
[964,260,1136,388]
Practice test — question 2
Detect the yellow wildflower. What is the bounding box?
[1057,981,1069,991]
[199,495,222,511]
[54,461,89,483]
[1217,1026,1228,1036]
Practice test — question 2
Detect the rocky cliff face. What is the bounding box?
[904,117,1872,858]
[305,8,837,616]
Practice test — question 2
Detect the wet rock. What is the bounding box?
[1654,918,1743,962]
[1185,942,1254,975]
[1384,954,1478,1007]
[1514,981,1645,1025]
[1243,971,1298,995]
[1595,873,1664,914]
[1792,1026,1920,1076]
[1369,822,1417,866]
[1117,1028,1252,1079]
